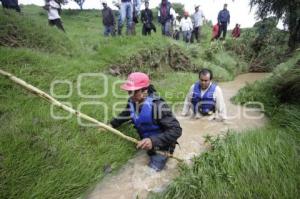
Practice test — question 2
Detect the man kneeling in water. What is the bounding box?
[181,68,227,121]
[110,72,182,171]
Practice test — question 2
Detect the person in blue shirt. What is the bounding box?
[217,3,230,40]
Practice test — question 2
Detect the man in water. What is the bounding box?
[181,69,227,121]
[110,72,182,171]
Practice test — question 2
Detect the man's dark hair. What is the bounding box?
[199,68,213,80]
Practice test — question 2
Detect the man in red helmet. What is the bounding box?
[110,72,182,171]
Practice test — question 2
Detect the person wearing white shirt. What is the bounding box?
[46,0,65,32]
[179,11,193,43]
[170,7,176,21]
[192,4,205,43]
[181,69,227,121]
[170,9,179,40]
[172,17,180,40]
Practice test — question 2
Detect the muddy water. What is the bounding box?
[87,73,269,199]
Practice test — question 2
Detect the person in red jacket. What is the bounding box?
[232,23,241,38]
[211,23,219,41]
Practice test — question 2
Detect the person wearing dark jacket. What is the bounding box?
[0,0,20,12]
[110,72,182,171]
[102,1,115,36]
[217,3,230,40]
[140,1,156,35]
[158,0,172,36]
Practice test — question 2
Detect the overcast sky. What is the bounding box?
[19,0,282,29]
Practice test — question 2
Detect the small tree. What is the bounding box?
[250,0,300,51]
[171,3,184,17]
[73,0,85,10]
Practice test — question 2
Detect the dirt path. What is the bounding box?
[87,73,268,199]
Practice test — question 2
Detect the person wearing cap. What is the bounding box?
[217,3,230,40]
[141,1,156,35]
[179,11,193,43]
[101,0,115,36]
[181,69,227,121]
[110,72,182,171]
[158,0,172,36]
[191,4,205,43]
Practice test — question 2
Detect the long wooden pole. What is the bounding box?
[0,69,183,162]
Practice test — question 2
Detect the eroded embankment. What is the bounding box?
[108,45,198,76]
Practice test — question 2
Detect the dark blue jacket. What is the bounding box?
[129,96,162,139]
[1,0,20,12]
[1,0,18,6]
[218,9,230,24]
[102,7,115,26]
[110,94,182,153]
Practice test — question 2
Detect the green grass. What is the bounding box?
[0,5,292,199]
[152,126,299,198]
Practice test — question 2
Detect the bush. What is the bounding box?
[225,17,289,72]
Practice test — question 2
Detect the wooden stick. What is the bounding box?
[0,69,183,162]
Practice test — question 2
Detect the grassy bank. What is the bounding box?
[153,127,298,198]
[0,5,291,199]
[0,6,248,199]
[153,52,300,198]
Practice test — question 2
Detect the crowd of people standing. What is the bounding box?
[99,0,240,42]
[0,0,241,41]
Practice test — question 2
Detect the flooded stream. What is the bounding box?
[87,73,269,199]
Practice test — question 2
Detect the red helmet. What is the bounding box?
[184,11,189,16]
[121,72,150,91]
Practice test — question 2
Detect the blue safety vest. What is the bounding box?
[191,82,217,114]
[129,96,162,139]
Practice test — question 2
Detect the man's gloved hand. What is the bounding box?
[137,138,153,150]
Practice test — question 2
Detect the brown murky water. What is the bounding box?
[87,73,269,199]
